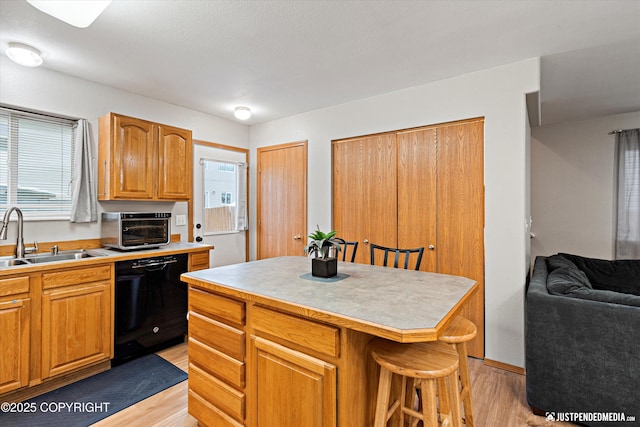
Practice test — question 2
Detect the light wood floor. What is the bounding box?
[93,343,576,427]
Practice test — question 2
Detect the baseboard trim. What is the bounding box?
[484,358,525,375]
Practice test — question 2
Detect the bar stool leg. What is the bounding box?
[455,342,475,427]
[374,367,393,427]
[446,370,463,427]
[419,378,438,427]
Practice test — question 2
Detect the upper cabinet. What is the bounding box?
[98,113,192,201]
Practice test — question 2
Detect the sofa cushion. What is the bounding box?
[546,254,579,272]
[547,266,592,296]
[560,253,640,296]
[568,288,640,307]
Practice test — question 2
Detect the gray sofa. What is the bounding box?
[526,254,640,426]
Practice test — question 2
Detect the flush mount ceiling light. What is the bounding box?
[26,0,112,28]
[234,106,251,121]
[5,42,43,67]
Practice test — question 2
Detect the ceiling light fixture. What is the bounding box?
[234,106,251,120]
[26,0,112,28]
[5,42,43,67]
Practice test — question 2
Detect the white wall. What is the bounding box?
[250,58,540,368]
[531,110,640,260]
[0,56,249,244]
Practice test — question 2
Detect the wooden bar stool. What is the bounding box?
[439,316,477,427]
[370,338,462,427]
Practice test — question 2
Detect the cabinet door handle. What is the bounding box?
[428,245,435,250]
[293,234,301,240]
[363,239,369,245]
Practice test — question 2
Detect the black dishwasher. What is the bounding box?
[113,253,188,366]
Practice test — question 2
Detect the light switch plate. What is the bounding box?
[175,214,187,226]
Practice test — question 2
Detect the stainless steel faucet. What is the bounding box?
[0,207,38,258]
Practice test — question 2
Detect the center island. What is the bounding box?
[181,256,477,427]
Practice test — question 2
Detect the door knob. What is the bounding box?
[428,245,435,250]
[293,234,302,240]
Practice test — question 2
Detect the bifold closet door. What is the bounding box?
[436,120,485,358]
[397,128,438,272]
[333,133,397,265]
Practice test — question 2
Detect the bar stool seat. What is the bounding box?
[370,338,463,427]
[439,316,477,427]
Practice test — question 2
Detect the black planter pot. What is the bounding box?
[311,257,338,278]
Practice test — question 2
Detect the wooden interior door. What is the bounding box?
[436,120,485,358]
[333,134,397,264]
[397,128,438,272]
[257,142,307,259]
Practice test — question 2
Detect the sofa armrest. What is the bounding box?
[526,258,640,422]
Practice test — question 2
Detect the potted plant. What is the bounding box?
[304,226,341,278]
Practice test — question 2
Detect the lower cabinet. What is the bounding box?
[188,286,247,427]
[41,265,113,379]
[0,291,30,394]
[189,251,210,272]
[252,336,337,427]
[188,285,343,427]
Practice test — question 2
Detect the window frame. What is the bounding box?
[200,158,247,235]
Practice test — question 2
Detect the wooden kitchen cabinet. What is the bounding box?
[186,282,373,427]
[0,276,31,394]
[40,265,113,379]
[249,306,338,426]
[187,284,341,427]
[188,286,247,427]
[189,250,211,272]
[252,336,337,427]
[98,112,192,201]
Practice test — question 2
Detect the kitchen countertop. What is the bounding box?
[182,256,477,342]
[0,242,213,276]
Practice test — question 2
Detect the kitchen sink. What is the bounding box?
[0,250,100,268]
[25,250,96,264]
[0,257,31,267]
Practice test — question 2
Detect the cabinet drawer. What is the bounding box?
[189,337,245,388]
[42,265,112,289]
[190,287,245,325]
[190,311,245,360]
[0,276,30,297]
[252,306,340,358]
[189,389,244,427]
[190,363,244,422]
[189,252,210,271]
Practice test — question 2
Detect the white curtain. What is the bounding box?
[236,162,248,231]
[616,129,640,259]
[70,119,97,222]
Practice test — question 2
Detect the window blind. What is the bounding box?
[0,107,76,217]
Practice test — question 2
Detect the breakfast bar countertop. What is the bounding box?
[181,255,477,342]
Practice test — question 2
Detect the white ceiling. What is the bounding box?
[1,0,639,126]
